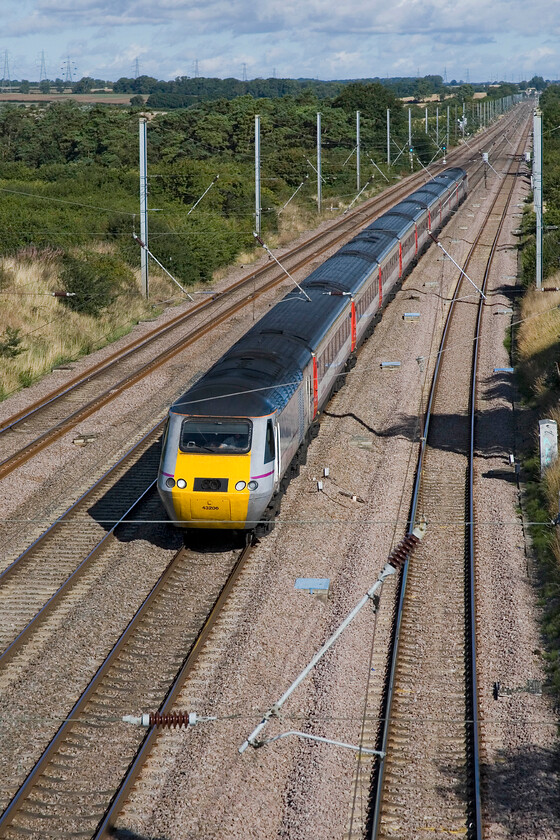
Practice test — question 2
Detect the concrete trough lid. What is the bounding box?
[73,433,97,446]
[380,361,401,369]
[295,578,330,594]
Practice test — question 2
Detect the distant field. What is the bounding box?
[0,92,134,104]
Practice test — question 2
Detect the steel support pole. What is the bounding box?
[255,115,261,235]
[387,108,390,167]
[534,107,543,289]
[356,111,360,192]
[139,118,148,299]
[317,112,322,212]
[409,108,413,170]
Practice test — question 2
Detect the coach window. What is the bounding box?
[264,419,275,463]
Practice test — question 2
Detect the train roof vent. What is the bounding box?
[355,229,395,242]
[332,247,378,262]
[258,328,313,350]
[306,279,350,292]
[221,349,284,375]
[369,227,402,236]
[377,211,410,220]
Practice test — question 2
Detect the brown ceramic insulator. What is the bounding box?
[149,711,190,729]
[388,533,420,567]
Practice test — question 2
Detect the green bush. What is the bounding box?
[61,252,135,316]
[0,326,25,358]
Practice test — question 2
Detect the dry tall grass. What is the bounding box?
[516,278,560,404]
[516,276,560,521]
[0,249,174,400]
[0,195,379,400]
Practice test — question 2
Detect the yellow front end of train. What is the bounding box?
[158,415,260,530]
[170,450,252,528]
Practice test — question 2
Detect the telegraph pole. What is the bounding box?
[139,118,149,298]
[255,115,261,235]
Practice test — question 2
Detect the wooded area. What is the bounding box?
[0,80,525,312]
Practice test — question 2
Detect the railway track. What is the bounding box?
[0,107,524,488]
[0,540,251,839]
[0,422,165,665]
[90,109,533,840]
[366,108,531,839]
[0,104,532,839]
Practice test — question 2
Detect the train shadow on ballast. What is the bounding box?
[85,438,247,552]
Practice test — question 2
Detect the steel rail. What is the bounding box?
[0,110,521,484]
[0,421,165,665]
[0,478,158,668]
[0,541,251,836]
[0,187,442,482]
[368,113,531,840]
[0,105,528,839]
[93,542,252,839]
[0,544,185,834]
[466,142,520,837]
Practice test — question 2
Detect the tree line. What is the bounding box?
[0,81,522,315]
[5,72,539,106]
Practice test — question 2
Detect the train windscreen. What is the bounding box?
[180,419,252,454]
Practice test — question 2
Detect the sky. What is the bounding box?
[1,0,559,85]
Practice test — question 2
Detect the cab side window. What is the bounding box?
[264,420,275,463]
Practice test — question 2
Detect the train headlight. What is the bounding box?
[235,481,246,491]
[177,479,187,489]
[165,477,176,488]
[248,480,259,491]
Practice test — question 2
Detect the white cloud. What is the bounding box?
[2,0,558,81]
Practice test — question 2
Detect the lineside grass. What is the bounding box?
[0,247,176,400]
[0,199,343,400]
[516,279,560,408]
[516,275,560,696]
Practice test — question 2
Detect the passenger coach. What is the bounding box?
[158,168,468,535]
